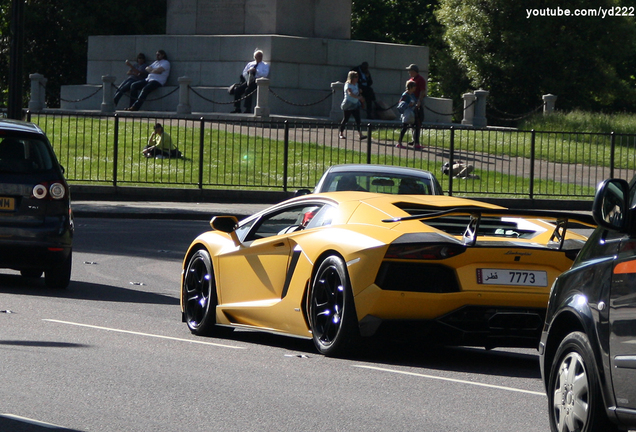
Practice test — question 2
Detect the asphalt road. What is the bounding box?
[0,218,551,432]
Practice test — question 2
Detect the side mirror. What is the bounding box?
[295,189,311,197]
[592,178,630,232]
[210,215,238,233]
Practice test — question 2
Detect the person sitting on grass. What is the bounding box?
[143,123,182,159]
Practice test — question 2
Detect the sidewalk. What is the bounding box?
[72,200,269,220]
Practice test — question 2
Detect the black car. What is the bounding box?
[0,119,73,288]
[539,176,636,432]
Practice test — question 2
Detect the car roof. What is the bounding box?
[325,164,435,177]
[0,119,45,135]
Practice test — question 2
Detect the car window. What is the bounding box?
[244,204,325,241]
[324,173,435,195]
[0,135,55,173]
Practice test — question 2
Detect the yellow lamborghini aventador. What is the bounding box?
[180,192,593,357]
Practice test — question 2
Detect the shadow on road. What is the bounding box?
[0,275,178,306]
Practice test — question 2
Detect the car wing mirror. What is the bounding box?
[210,215,240,245]
[592,178,630,232]
[295,189,311,197]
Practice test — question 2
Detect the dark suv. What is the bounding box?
[539,176,636,432]
[0,119,73,288]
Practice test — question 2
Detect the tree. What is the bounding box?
[436,0,636,117]
[351,0,470,113]
[0,0,166,107]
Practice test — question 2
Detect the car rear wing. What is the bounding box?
[382,208,596,250]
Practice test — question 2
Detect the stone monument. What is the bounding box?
[61,0,449,121]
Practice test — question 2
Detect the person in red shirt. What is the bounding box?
[406,64,426,149]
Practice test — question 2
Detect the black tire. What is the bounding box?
[308,255,360,357]
[183,249,230,336]
[45,251,72,289]
[548,331,619,432]
[21,269,43,279]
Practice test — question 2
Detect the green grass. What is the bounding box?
[29,114,601,198]
[520,110,636,135]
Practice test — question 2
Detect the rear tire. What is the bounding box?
[183,249,231,336]
[45,251,72,289]
[308,255,360,357]
[548,331,618,432]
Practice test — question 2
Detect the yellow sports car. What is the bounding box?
[180,192,593,356]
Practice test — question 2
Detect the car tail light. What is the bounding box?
[384,243,466,260]
[32,182,66,200]
[32,184,48,199]
[49,183,66,200]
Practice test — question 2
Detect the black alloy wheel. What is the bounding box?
[548,331,618,432]
[183,249,227,336]
[309,255,360,357]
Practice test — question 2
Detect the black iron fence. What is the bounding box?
[24,111,636,199]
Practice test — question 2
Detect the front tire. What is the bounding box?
[308,255,360,357]
[548,331,618,432]
[183,249,229,336]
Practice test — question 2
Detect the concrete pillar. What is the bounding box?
[461,93,476,126]
[100,75,116,113]
[177,76,192,114]
[28,73,47,112]
[330,81,344,122]
[543,94,557,114]
[473,89,489,128]
[254,77,270,118]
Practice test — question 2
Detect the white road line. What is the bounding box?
[353,365,545,396]
[43,319,245,349]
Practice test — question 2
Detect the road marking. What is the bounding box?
[43,319,245,349]
[352,365,545,396]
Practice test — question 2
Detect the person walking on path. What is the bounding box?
[406,64,426,147]
[232,49,270,113]
[125,50,170,111]
[396,80,419,149]
[113,53,148,107]
[338,71,367,141]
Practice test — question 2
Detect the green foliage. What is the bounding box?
[0,0,166,108]
[436,0,636,114]
[351,0,470,111]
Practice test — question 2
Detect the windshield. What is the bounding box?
[322,172,440,195]
[0,135,55,174]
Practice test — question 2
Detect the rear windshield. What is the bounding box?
[0,135,55,174]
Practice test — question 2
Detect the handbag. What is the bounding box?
[401,107,415,124]
[341,98,360,111]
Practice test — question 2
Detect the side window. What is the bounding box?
[244,204,324,241]
[304,204,336,229]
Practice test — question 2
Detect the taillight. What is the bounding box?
[49,183,65,199]
[32,184,48,199]
[384,243,466,260]
[32,182,66,200]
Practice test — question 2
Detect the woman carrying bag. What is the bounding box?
[338,71,367,140]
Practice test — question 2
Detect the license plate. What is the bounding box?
[0,197,15,211]
[476,268,548,287]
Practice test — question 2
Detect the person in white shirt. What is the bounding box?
[232,49,270,113]
[125,50,171,111]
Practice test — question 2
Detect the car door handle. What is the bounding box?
[273,242,285,248]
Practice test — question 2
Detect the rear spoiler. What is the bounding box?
[382,208,596,249]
